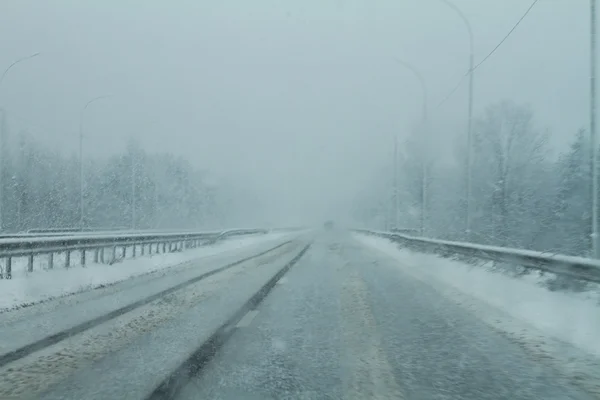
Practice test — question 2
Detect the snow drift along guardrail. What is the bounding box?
[356,229,600,284]
[0,228,269,279]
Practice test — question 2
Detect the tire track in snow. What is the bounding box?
[0,242,299,399]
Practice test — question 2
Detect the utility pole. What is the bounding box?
[393,136,399,230]
[0,109,4,231]
[79,119,84,230]
[591,0,598,257]
[466,50,474,240]
[393,58,428,236]
[0,53,41,232]
[154,175,160,229]
[131,152,136,230]
[437,0,475,239]
[421,92,429,237]
[421,131,427,237]
[79,95,112,229]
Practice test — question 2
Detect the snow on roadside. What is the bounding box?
[0,233,291,313]
[0,247,293,400]
[356,233,600,396]
[354,233,600,358]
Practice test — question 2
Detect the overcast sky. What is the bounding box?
[0,0,591,225]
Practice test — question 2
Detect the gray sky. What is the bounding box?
[0,0,591,225]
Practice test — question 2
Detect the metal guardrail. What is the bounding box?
[0,228,268,279]
[356,229,600,284]
[26,227,130,234]
[389,228,420,235]
[0,228,226,239]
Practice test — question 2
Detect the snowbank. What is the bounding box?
[0,233,290,312]
[355,233,600,358]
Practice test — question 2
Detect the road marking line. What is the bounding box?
[341,270,406,399]
[236,310,259,328]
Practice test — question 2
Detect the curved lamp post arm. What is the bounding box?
[393,58,428,122]
[0,53,41,90]
[438,0,474,61]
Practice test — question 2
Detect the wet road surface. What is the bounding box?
[177,231,593,400]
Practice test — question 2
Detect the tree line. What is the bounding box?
[0,111,236,232]
[353,100,592,257]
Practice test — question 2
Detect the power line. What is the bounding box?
[472,0,540,71]
[436,0,540,109]
[436,72,468,108]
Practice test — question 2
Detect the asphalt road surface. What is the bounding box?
[177,231,594,400]
[7,230,595,399]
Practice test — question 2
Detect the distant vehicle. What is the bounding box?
[324,220,334,230]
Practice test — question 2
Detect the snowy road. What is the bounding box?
[0,235,306,399]
[1,230,597,399]
[177,231,596,400]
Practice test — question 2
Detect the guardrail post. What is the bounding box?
[100,248,105,264]
[141,244,145,256]
[6,257,12,279]
[132,244,136,258]
[81,250,86,267]
[162,242,166,253]
[48,253,54,269]
[148,243,152,255]
[111,246,116,263]
[65,251,71,268]
[28,254,34,272]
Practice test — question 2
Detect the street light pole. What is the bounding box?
[393,136,399,230]
[591,0,598,257]
[394,58,428,235]
[0,109,5,232]
[131,150,136,230]
[438,0,475,239]
[0,52,41,231]
[79,95,112,229]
